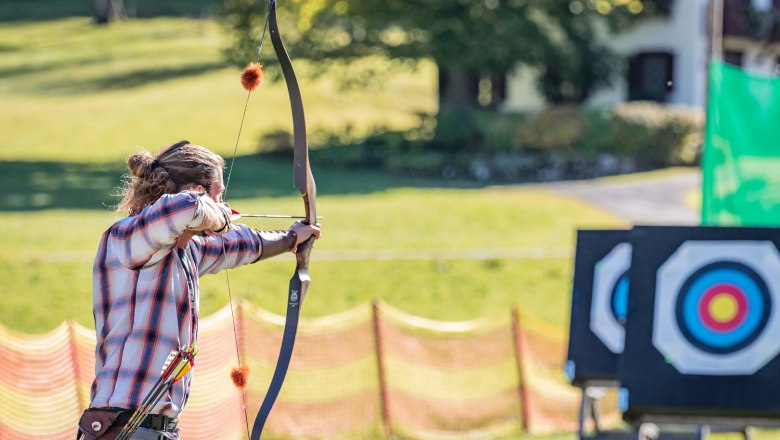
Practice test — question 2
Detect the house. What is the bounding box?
[503,0,779,112]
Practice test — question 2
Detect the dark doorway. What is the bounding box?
[627,51,674,102]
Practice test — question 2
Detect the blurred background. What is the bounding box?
[0,0,777,439]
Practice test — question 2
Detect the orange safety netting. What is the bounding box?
[0,301,590,439]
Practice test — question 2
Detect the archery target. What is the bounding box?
[654,241,780,375]
[590,243,632,354]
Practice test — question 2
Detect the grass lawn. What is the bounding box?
[0,17,436,162]
[0,16,626,333]
[0,176,626,332]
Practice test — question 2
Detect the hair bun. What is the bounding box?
[127,151,156,178]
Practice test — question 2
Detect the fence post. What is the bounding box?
[511,307,532,433]
[372,299,392,437]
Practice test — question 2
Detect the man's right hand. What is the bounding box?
[196,194,233,236]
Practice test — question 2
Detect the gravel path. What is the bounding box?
[545,169,701,225]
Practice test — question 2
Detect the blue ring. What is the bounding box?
[611,272,629,325]
[675,262,772,354]
[682,269,761,348]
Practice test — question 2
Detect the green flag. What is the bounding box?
[702,60,780,226]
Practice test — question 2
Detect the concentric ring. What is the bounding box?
[698,284,747,332]
[611,271,629,325]
[675,262,771,354]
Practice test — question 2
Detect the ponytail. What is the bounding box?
[116,140,225,214]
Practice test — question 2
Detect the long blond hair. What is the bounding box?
[117,140,225,214]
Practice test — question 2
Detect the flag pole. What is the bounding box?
[710,0,724,62]
[701,0,724,225]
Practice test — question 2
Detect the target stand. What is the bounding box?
[619,226,780,439]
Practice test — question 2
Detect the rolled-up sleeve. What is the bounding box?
[190,224,264,275]
[109,192,206,269]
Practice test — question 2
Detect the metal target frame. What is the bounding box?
[590,242,632,354]
[653,241,780,375]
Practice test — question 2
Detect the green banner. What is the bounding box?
[702,61,780,226]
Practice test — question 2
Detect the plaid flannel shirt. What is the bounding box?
[89,192,263,415]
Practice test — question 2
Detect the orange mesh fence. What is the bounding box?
[376,302,523,439]
[516,311,621,434]
[0,322,83,440]
[238,302,381,439]
[515,310,579,434]
[0,302,586,439]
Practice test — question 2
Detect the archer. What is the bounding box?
[76,140,320,440]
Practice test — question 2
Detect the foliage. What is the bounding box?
[217,0,668,106]
[515,106,585,151]
[535,2,619,103]
[311,103,703,181]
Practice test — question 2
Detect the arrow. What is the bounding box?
[230,209,323,221]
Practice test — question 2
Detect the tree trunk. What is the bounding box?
[438,64,480,111]
[489,73,507,109]
[94,0,126,24]
[437,64,508,111]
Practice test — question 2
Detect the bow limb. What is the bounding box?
[249,1,316,438]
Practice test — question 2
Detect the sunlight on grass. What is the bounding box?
[0,18,436,162]
[0,188,623,332]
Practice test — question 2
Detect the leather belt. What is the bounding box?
[115,410,177,432]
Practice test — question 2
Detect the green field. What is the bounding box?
[0,17,436,162]
[0,16,626,333]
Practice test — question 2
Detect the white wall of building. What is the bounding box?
[504,0,712,112]
[588,0,710,109]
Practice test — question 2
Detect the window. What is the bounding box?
[627,52,674,102]
[724,50,744,67]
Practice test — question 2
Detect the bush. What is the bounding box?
[515,106,586,152]
[302,102,703,182]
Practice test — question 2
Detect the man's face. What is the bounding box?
[208,170,225,203]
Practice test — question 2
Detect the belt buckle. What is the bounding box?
[149,414,167,431]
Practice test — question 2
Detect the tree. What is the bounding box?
[94,0,126,24]
[218,0,667,110]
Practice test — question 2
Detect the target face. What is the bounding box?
[590,243,632,354]
[654,241,780,375]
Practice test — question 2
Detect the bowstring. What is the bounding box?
[222,5,272,440]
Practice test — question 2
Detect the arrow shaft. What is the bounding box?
[234,214,323,219]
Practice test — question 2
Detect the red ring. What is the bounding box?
[698,284,748,332]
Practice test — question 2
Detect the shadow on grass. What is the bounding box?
[65,62,226,93]
[0,56,114,81]
[0,155,483,212]
[18,62,228,95]
[0,0,214,22]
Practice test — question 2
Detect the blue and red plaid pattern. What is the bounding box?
[89,192,263,414]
